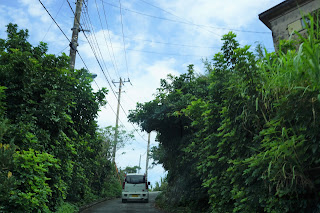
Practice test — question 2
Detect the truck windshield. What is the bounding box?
[126,175,145,184]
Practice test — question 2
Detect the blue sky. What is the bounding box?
[0,0,283,186]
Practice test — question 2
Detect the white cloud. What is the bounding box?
[18,0,51,23]
[77,29,126,74]
[158,0,282,28]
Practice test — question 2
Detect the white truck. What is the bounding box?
[122,173,150,203]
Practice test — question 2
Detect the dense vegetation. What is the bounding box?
[129,16,320,212]
[0,24,122,212]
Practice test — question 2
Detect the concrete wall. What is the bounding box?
[269,0,319,47]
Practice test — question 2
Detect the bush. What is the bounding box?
[55,202,79,213]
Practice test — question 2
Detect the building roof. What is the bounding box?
[259,0,313,29]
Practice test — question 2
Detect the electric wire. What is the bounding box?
[57,45,69,55]
[39,37,274,52]
[79,40,212,57]
[39,0,91,73]
[118,0,130,78]
[83,8,119,89]
[66,0,117,97]
[81,12,119,95]
[94,0,121,79]
[124,48,209,57]
[67,1,104,72]
[120,94,151,143]
[67,0,148,143]
[39,0,147,144]
[38,0,71,42]
[40,0,119,119]
[66,2,124,138]
[85,1,146,143]
[80,37,270,58]
[91,81,134,137]
[103,1,271,34]
[123,92,140,105]
[136,0,230,37]
[101,0,122,79]
[119,101,148,143]
[42,0,65,42]
[135,0,226,38]
[93,79,100,90]
[123,35,221,49]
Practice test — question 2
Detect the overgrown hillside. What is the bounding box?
[0,24,121,212]
[129,16,320,212]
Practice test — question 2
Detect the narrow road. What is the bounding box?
[80,192,164,213]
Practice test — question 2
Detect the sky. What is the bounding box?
[0,0,284,186]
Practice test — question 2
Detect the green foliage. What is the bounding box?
[101,174,122,198]
[0,23,119,211]
[122,166,141,174]
[55,202,79,213]
[153,176,168,191]
[98,125,134,154]
[10,149,59,212]
[0,143,17,212]
[129,65,210,211]
[130,16,320,213]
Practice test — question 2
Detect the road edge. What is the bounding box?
[78,197,116,212]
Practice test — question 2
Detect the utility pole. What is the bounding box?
[112,78,131,162]
[69,0,83,70]
[145,132,151,178]
[138,154,141,173]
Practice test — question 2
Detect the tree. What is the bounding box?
[122,166,141,174]
[129,65,210,211]
[98,125,134,159]
[0,23,116,211]
[129,17,320,212]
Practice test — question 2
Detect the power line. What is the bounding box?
[39,0,136,139]
[79,34,221,50]
[118,0,130,78]
[123,92,139,105]
[40,0,118,122]
[123,35,221,49]
[66,0,118,98]
[42,0,65,42]
[100,0,122,79]
[82,8,115,82]
[57,45,69,55]
[118,98,148,142]
[135,0,219,37]
[39,0,91,72]
[69,32,274,53]
[38,0,71,42]
[66,0,147,144]
[103,1,271,34]
[124,48,209,57]
[90,80,135,139]
[78,40,213,57]
[136,0,220,37]
[94,0,121,79]
[80,39,271,58]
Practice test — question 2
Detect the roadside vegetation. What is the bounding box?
[0,23,125,212]
[129,16,320,212]
[153,177,167,192]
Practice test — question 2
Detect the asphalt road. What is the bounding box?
[80,192,164,213]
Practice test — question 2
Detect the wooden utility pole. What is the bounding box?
[69,0,83,70]
[112,78,130,162]
[138,154,141,173]
[145,132,151,178]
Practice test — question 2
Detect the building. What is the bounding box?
[259,0,320,48]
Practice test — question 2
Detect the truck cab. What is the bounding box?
[122,173,150,203]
